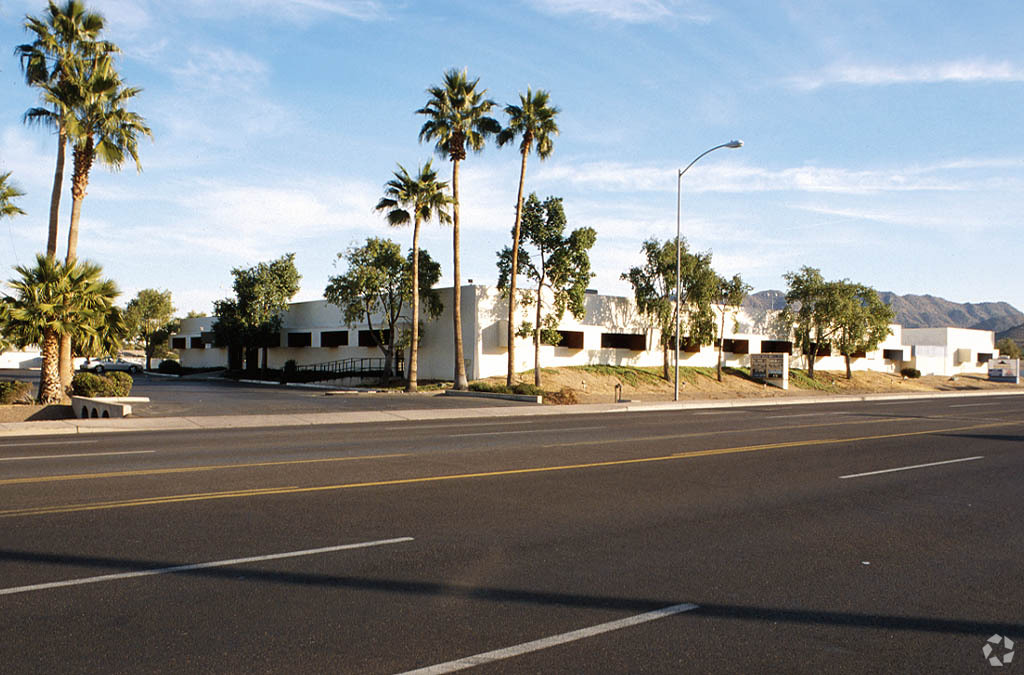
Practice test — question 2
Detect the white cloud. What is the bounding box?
[788,59,1024,90]
[180,0,387,23]
[170,47,270,94]
[534,158,1024,195]
[525,0,711,23]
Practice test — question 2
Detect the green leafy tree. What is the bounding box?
[783,268,894,379]
[17,0,113,259]
[213,254,301,375]
[715,274,752,382]
[417,68,501,390]
[782,266,834,378]
[496,88,559,387]
[997,337,1021,360]
[831,281,895,379]
[125,288,176,370]
[4,254,118,403]
[621,238,676,380]
[497,194,595,387]
[324,237,442,382]
[0,172,27,219]
[374,161,451,391]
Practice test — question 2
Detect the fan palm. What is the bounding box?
[496,88,559,386]
[375,161,451,392]
[0,172,27,219]
[417,68,500,389]
[59,58,150,387]
[6,254,119,403]
[17,0,113,259]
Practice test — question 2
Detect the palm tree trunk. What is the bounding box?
[534,280,543,388]
[46,128,66,260]
[717,308,726,382]
[60,142,93,389]
[38,329,63,404]
[506,149,529,387]
[451,159,468,389]
[408,217,421,392]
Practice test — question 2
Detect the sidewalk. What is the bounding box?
[1,388,1022,438]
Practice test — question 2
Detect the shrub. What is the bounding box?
[107,372,134,396]
[900,367,921,379]
[544,387,579,405]
[468,381,543,396]
[70,371,134,397]
[157,359,182,374]
[0,380,32,404]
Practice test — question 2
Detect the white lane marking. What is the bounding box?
[0,450,153,462]
[839,456,983,480]
[949,403,1000,408]
[763,413,842,419]
[0,537,414,596]
[399,602,699,674]
[452,426,605,438]
[0,440,97,449]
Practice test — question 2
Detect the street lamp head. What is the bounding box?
[726,139,743,148]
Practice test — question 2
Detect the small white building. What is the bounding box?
[171,285,998,380]
[901,327,998,376]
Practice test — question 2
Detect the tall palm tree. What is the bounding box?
[58,58,150,387]
[0,172,27,219]
[496,88,559,386]
[17,0,113,260]
[374,161,451,392]
[6,254,119,403]
[417,68,500,389]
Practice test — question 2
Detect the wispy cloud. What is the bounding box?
[181,0,387,22]
[525,0,711,24]
[535,158,1024,195]
[788,59,1024,90]
[170,47,269,93]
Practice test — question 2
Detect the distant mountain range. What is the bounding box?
[743,290,1024,335]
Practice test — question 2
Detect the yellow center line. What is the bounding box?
[0,452,409,487]
[3,419,1018,519]
[542,415,927,448]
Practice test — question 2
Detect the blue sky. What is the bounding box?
[1,0,1023,316]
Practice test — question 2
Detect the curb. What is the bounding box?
[443,390,543,404]
[1,388,1022,438]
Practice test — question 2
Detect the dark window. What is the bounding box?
[189,337,203,349]
[320,330,348,347]
[556,331,584,350]
[287,332,312,348]
[172,337,187,350]
[848,350,867,359]
[201,332,216,345]
[809,342,831,356]
[601,333,646,350]
[682,338,702,353]
[883,349,904,360]
[978,352,993,364]
[359,329,390,347]
[760,340,793,354]
[719,339,749,354]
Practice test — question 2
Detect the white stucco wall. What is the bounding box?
[902,327,997,376]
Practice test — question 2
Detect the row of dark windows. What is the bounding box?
[173,330,391,350]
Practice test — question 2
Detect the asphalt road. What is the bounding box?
[1,396,1021,673]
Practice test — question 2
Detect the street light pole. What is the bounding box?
[675,139,743,401]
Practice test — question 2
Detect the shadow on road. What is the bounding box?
[2,547,1020,637]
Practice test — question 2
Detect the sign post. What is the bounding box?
[751,353,789,390]
[988,357,1020,384]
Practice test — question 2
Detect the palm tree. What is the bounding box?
[6,254,119,404]
[59,57,150,387]
[17,0,113,260]
[0,172,27,219]
[374,161,451,392]
[417,68,500,389]
[496,88,559,386]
